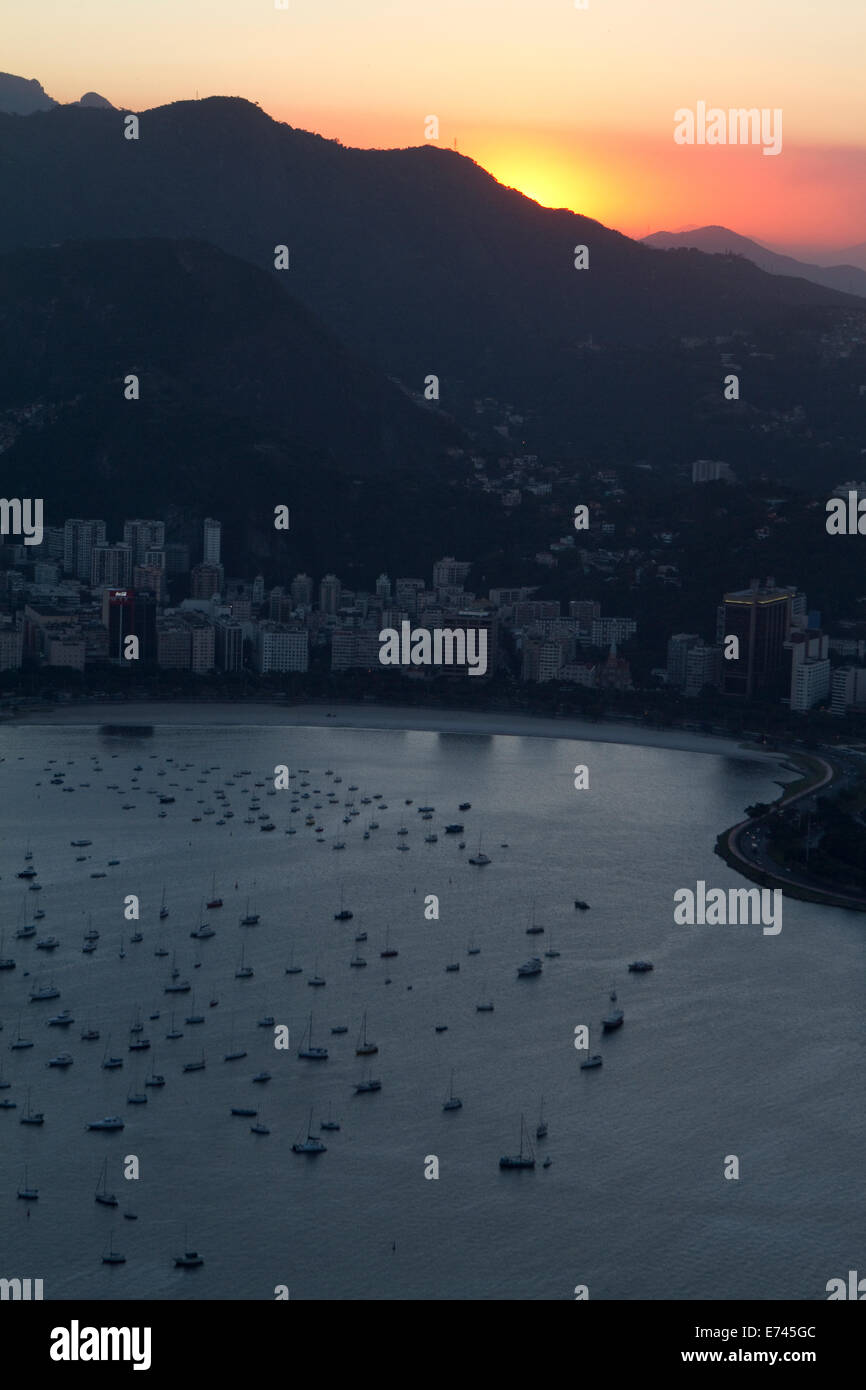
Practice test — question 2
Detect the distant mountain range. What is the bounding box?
[643,225,866,299]
[0,93,861,454]
[0,71,113,114]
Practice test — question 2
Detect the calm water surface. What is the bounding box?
[0,722,862,1300]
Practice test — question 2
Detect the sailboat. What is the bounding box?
[223,1026,247,1062]
[17,1165,38,1200]
[580,1025,603,1069]
[526,899,544,935]
[353,1070,382,1094]
[239,895,259,927]
[334,886,353,921]
[95,1157,119,1206]
[307,957,326,987]
[601,989,624,1031]
[0,931,15,971]
[535,1097,548,1140]
[10,1017,34,1049]
[499,1114,536,1169]
[182,1051,206,1072]
[190,900,215,940]
[102,1232,127,1264]
[235,943,254,979]
[297,1013,328,1060]
[159,887,169,919]
[544,936,560,959]
[468,835,491,867]
[442,1069,463,1111]
[355,1011,378,1056]
[20,1089,45,1125]
[320,1102,341,1132]
[285,947,302,975]
[206,873,223,909]
[380,928,398,959]
[145,1052,166,1086]
[174,1233,204,1267]
[292,1108,327,1154]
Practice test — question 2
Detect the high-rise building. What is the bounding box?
[592,617,637,647]
[191,563,224,600]
[691,459,735,484]
[394,578,424,617]
[102,588,135,662]
[722,580,794,697]
[375,573,392,604]
[63,519,106,580]
[123,519,165,565]
[568,600,602,626]
[157,620,191,669]
[91,542,133,589]
[0,625,23,670]
[291,573,314,608]
[256,623,309,673]
[185,613,215,673]
[433,557,471,589]
[163,543,191,575]
[787,630,830,713]
[102,588,157,664]
[831,666,866,716]
[667,633,701,687]
[319,574,342,616]
[214,617,243,672]
[133,565,167,604]
[202,518,221,566]
[684,643,722,697]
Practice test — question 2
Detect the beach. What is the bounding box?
[8,700,783,764]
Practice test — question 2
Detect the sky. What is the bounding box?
[6,0,866,252]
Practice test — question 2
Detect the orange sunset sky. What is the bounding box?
[6,0,866,253]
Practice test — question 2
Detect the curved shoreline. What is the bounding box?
[3,698,786,764]
[716,750,866,912]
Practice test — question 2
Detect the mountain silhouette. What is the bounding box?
[0,95,861,445]
[0,72,56,115]
[643,225,866,299]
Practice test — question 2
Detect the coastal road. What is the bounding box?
[725,749,866,907]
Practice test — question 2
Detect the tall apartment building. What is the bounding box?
[666,633,701,687]
[202,518,221,566]
[787,630,830,713]
[291,573,314,608]
[91,542,133,589]
[722,580,794,698]
[214,617,243,672]
[592,617,637,647]
[256,623,309,674]
[123,519,165,566]
[684,643,722,697]
[318,574,342,616]
[432,556,472,589]
[191,563,224,600]
[831,666,866,716]
[63,519,106,580]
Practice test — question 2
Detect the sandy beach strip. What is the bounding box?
[7,700,787,764]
